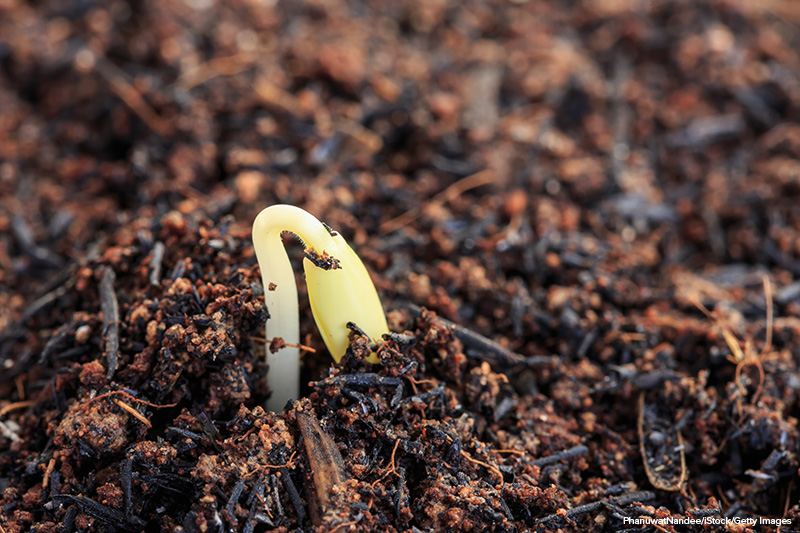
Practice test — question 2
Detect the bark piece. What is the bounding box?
[297,412,349,526]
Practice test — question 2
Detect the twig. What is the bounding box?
[329,519,361,533]
[17,273,72,325]
[121,459,132,517]
[226,478,247,515]
[402,303,556,368]
[609,51,632,190]
[281,469,306,525]
[38,322,73,364]
[663,114,745,149]
[691,295,767,406]
[94,58,173,136]
[10,214,64,268]
[297,412,348,526]
[0,400,36,417]
[60,506,78,532]
[531,445,589,467]
[638,393,687,492]
[255,79,301,115]
[100,267,120,380]
[149,242,166,286]
[176,52,255,90]
[42,457,56,490]
[84,390,177,410]
[536,490,655,526]
[731,275,773,406]
[380,170,495,234]
[735,355,765,406]
[459,449,504,486]
[778,478,793,533]
[53,494,146,531]
[114,399,151,427]
[762,274,773,356]
[495,449,525,456]
[13,378,24,398]
[244,451,297,477]
[247,336,317,353]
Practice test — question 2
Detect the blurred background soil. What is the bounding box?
[2,0,800,531]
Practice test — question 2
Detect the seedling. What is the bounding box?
[252,204,388,411]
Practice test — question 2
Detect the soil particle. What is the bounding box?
[54,399,130,458]
[417,473,512,532]
[96,482,123,508]
[3,0,800,531]
[128,440,177,468]
[78,359,107,390]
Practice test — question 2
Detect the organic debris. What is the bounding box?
[3,0,800,531]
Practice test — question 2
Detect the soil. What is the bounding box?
[2,0,800,532]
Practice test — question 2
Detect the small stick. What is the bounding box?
[460,449,504,486]
[19,281,71,324]
[60,506,78,532]
[495,449,525,456]
[246,336,317,353]
[149,242,166,286]
[176,52,255,90]
[94,59,173,136]
[329,519,360,533]
[121,459,132,517]
[244,451,297,477]
[762,274,773,356]
[281,469,306,525]
[0,400,36,417]
[297,412,348,525]
[403,303,555,368]
[226,478,247,515]
[10,214,63,268]
[53,494,146,530]
[114,399,152,427]
[84,390,177,409]
[254,79,301,115]
[531,445,588,467]
[42,457,56,490]
[268,474,283,518]
[535,490,655,525]
[638,393,687,492]
[100,267,120,380]
[778,478,793,533]
[39,323,73,364]
[14,375,25,400]
[735,357,765,405]
[380,170,495,234]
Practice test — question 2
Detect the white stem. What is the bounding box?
[252,205,337,411]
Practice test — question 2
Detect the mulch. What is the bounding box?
[2,0,800,531]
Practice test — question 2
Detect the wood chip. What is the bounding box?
[297,412,349,527]
[638,392,687,491]
[100,267,120,380]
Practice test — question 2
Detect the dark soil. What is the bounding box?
[2,0,800,531]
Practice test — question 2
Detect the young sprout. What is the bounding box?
[252,204,388,411]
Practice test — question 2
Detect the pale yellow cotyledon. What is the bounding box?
[252,204,388,411]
